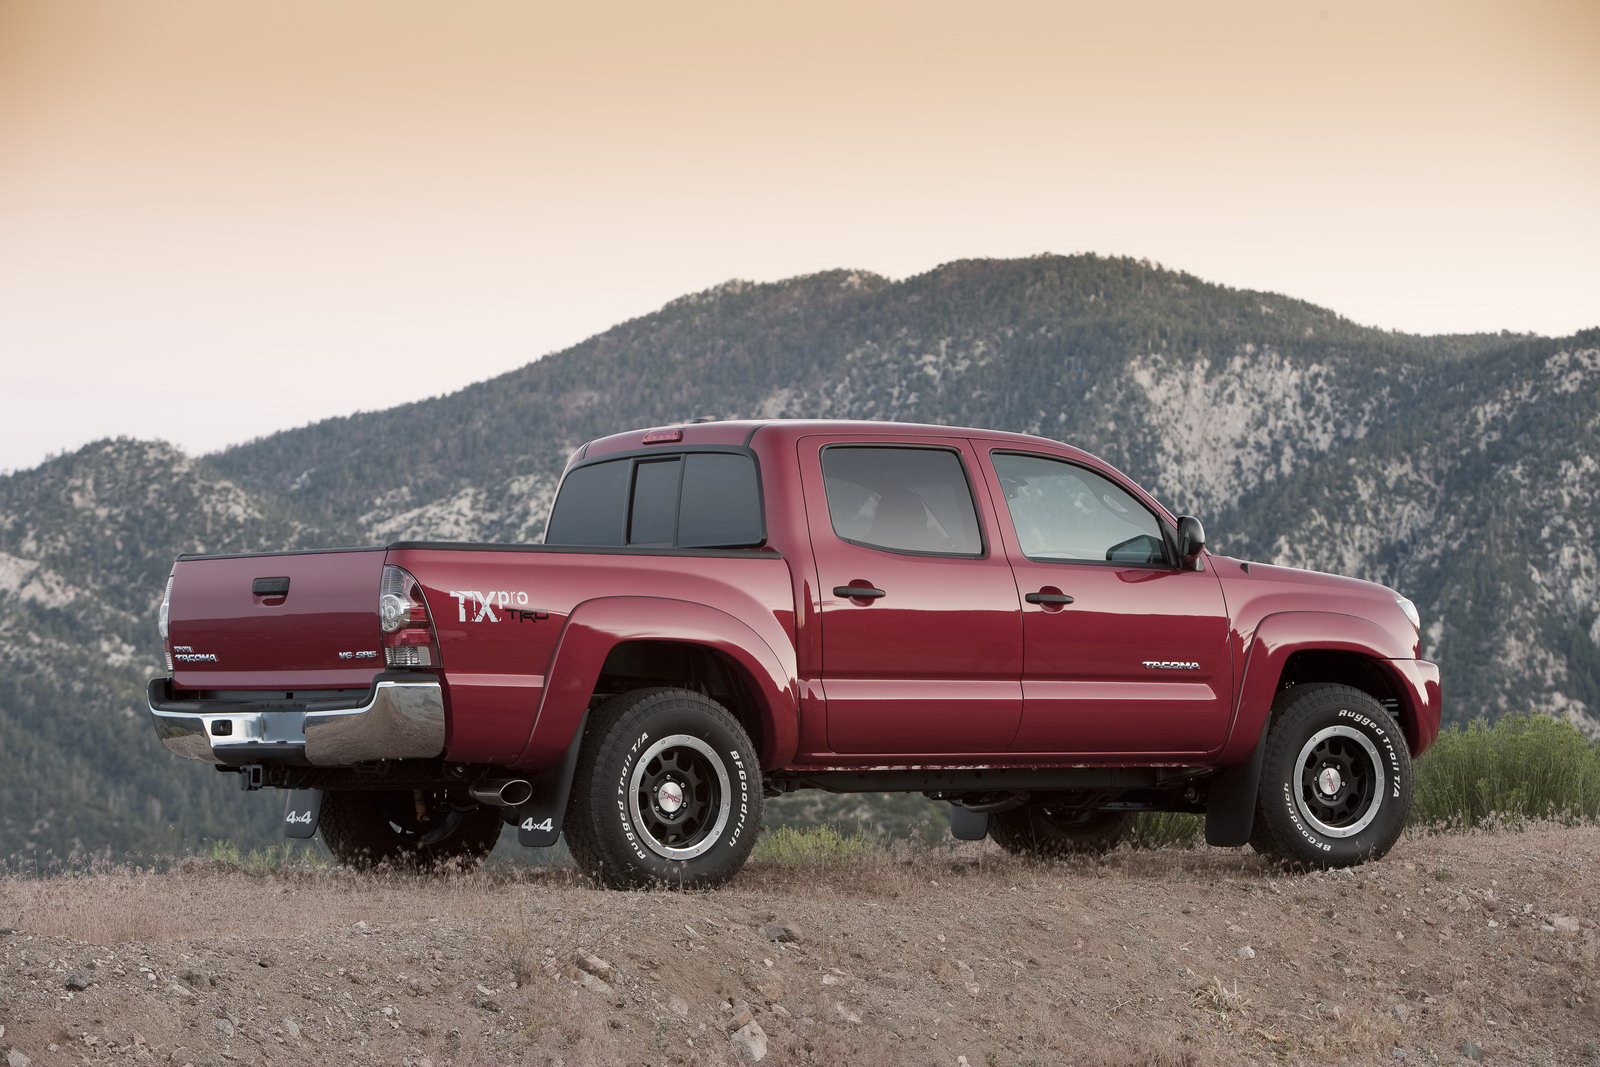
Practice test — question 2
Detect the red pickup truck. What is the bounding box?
[150,420,1441,887]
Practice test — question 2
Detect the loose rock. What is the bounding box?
[759,923,798,943]
[213,1017,235,1039]
[575,953,614,982]
[7,1050,31,1067]
[731,1019,768,1062]
[1237,946,1255,961]
[578,971,613,999]
[63,971,94,991]
[1460,1038,1482,1062]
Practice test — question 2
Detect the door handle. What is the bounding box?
[252,576,291,597]
[1025,591,1075,605]
[834,585,887,600]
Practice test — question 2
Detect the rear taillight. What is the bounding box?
[158,572,174,672]
[379,565,440,668]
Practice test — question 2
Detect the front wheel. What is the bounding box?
[564,688,763,889]
[1249,683,1413,870]
[318,789,503,870]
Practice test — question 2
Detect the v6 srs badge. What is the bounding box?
[448,589,549,624]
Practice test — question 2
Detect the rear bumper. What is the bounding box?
[147,675,446,766]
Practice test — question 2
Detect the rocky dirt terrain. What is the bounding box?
[0,825,1596,1067]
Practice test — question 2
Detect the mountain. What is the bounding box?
[1,254,1594,861]
[0,439,351,863]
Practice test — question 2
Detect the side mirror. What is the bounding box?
[1176,515,1206,570]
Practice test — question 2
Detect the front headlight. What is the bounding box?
[1395,595,1420,630]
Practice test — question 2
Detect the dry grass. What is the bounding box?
[2,823,1597,1066]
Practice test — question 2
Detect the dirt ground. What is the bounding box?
[0,824,1596,1067]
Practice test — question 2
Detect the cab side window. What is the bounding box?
[991,452,1167,565]
[821,446,983,557]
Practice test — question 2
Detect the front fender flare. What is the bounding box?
[1205,610,1417,847]
[511,596,799,772]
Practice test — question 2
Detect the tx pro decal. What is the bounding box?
[448,590,549,624]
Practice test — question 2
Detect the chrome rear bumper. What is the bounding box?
[147,676,446,766]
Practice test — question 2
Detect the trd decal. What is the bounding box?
[448,590,548,623]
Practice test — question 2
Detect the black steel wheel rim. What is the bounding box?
[627,734,732,860]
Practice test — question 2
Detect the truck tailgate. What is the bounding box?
[168,549,388,690]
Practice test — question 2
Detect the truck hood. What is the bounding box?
[1211,555,1421,658]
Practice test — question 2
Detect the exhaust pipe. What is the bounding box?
[470,778,533,807]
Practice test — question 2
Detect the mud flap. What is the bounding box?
[948,803,990,841]
[1204,717,1271,847]
[282,788,322,839]
[512,714,587,848]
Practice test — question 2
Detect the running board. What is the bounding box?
[774,766,1210,795]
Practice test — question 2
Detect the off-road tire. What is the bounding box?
[989,804,1134,857]
[564,687,762,890]
[1249,683,1413,870]
[319,789,503,870]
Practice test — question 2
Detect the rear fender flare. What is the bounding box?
[511,596,798,771]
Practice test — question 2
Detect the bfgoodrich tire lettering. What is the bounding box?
[565,687,762,889]
[1249,683,1413,870]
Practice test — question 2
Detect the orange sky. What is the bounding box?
[1,0,1596,472]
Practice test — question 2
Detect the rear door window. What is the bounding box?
[821,446,983,556]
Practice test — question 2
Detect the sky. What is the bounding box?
[1,0,1596,474]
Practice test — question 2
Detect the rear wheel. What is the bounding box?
[564,687,762,889]
[989,803,1134,857]
[1249,683,1412,870]
[319,789,502,870]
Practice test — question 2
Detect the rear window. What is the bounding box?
[543,460,629,545]
[545,451,765,549]
[628,458,682,545]
[678,452,763,548]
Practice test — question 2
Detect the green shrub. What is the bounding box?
[1129,811,1203,848]
[1412,713,1600,828]
[753,824,871,867]
[206,838,315,872]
